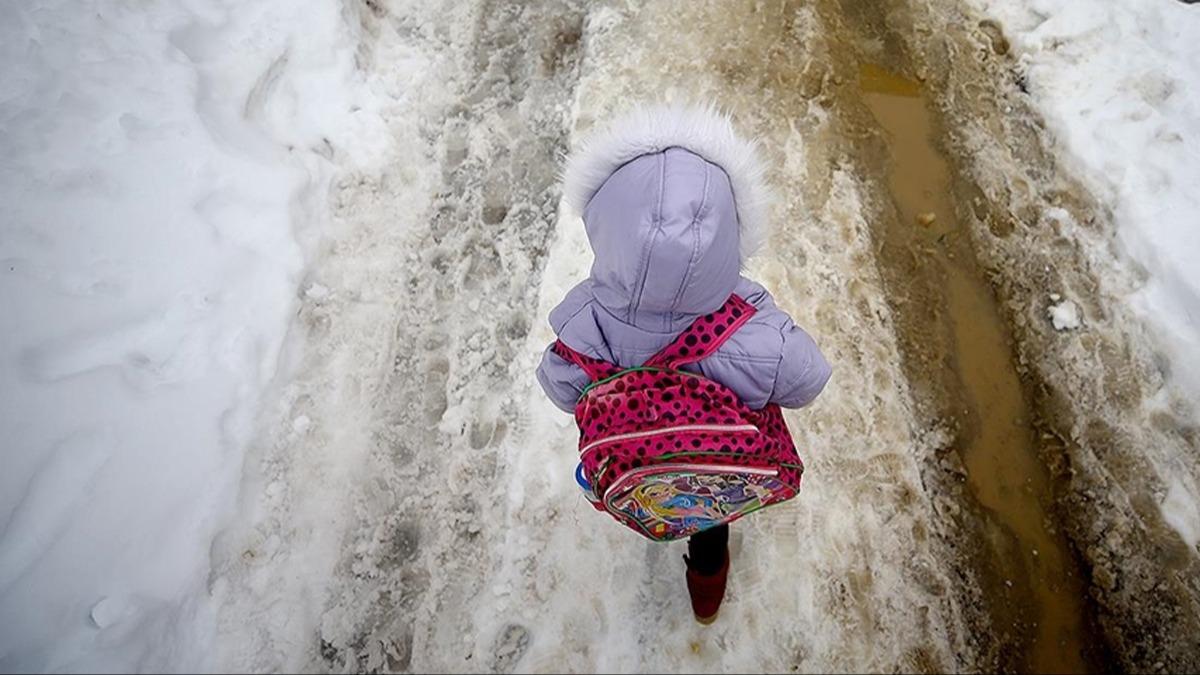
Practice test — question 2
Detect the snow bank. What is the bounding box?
[0,0,383,670]
[968,0,1200,396]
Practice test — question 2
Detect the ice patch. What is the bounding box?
[1048,299,1081,331]
[291,415,312,434]
[1161,476,1200,550]
[304,283,330,301]
[89,596,135,630]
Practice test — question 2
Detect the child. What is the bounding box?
[537,104,832,623]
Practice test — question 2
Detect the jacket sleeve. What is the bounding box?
[769,320,833,409]
[536,343,591,413]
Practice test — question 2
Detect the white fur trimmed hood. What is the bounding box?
[561,103,774,262]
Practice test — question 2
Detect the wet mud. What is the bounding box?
[798,2,1102,669]
[857,61,1091,673]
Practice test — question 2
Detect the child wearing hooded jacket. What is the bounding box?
[537,104,832,623]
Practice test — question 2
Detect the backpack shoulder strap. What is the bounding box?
[552,340,623,382]
[644,294,757,369]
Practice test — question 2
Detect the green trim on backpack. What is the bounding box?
[578,366,702,400]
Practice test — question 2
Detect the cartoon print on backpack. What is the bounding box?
[622,472,780,534]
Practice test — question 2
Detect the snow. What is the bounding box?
[1162,475,1200,550]
[967,0,1200,396]
[5,0,1198,670]
[206,2,983,671]
[0,0,382,670]
[1048,298,1081,330]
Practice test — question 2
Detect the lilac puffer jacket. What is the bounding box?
[537,105,831,413]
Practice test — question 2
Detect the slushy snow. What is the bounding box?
[0,0,383,670]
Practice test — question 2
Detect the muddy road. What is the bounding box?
[212,0,1200,672]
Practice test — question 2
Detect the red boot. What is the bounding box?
[684,550,729,624]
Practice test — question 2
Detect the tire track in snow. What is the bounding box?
[482,3,982,672]
[892,2,1200,671]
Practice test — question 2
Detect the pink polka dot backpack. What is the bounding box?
[553,294,804,541]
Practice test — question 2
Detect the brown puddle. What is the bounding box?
[859,63,1090,674]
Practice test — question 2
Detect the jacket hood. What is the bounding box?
[560,104,774,333]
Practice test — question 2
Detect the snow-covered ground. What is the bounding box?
[0,0,384,670]
[211,2,985,672]
[3,0,1200,672]
[967,0,1200,400]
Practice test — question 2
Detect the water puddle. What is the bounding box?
[859,63,1090,674]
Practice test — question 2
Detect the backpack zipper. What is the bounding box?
[579,423,758,455]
